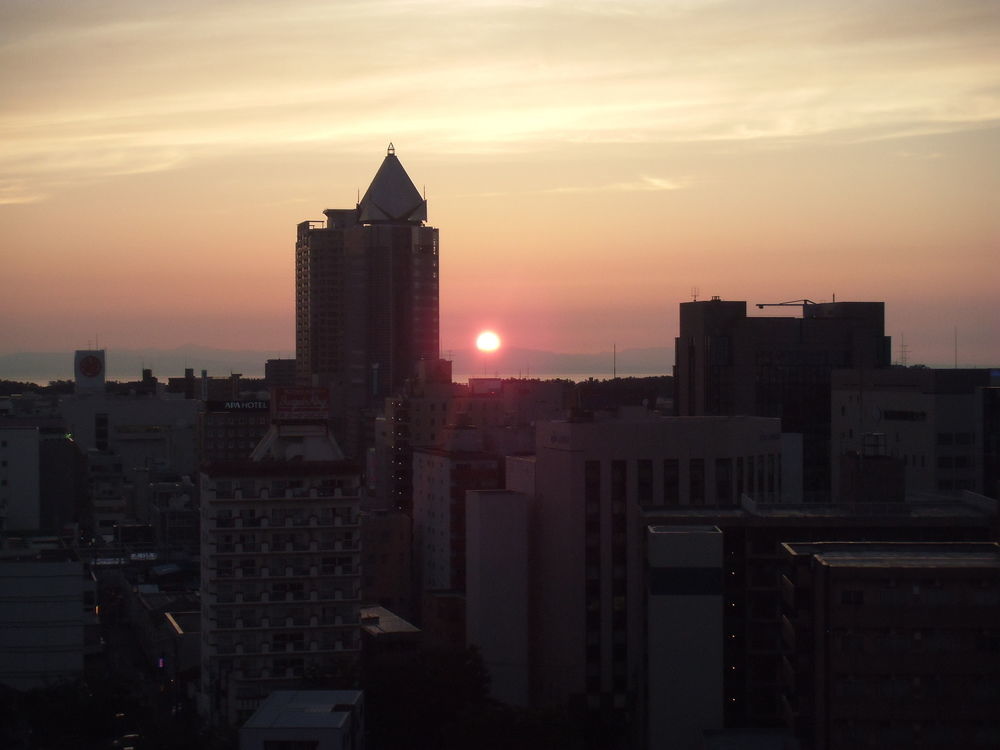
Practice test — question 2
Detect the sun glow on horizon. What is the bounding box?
[475,330,501,352]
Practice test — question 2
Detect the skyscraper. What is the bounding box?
[296,145,439,456]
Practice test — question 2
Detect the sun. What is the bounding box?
[475,330,501,352]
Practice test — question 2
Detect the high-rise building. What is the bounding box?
[296,145,439,456]
[199,390,362,726]
[674,298,891,500]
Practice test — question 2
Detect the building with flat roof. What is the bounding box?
[506,411,784,736]
[780,541,1000,749]
[0,538,97,690]
[645,525,724,750]
[831,368,1000,499]
[675,298,891,500]
[642,493,999,731]
[240,689,364,750]
[200,398,363,726]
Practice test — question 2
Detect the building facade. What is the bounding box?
[674,298,891,500]
[199,462,362,726]
[295,146,439,457]
[831,368,999,499]
[780,541,1000,749]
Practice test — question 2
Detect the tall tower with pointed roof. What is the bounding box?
[295,146,439,456]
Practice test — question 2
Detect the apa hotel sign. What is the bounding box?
[272,387,330,421]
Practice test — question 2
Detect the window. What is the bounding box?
[637,459,652,506]
[689,459,705,505]
[841,589,864,605]
[663,459,679,505]
[715,457,732,505]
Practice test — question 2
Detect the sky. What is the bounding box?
[1,0,998,368]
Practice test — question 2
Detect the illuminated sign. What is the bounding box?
[206,400,270,412]
[272,387,330,421]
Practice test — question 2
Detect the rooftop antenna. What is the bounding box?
[613,343,617,379]
[691,286,699,302]
[387,142,395,156]
[954,326,958,368]
[900,333,909,367]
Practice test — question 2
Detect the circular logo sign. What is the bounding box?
[79,355,103,378]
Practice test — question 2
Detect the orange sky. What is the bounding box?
[2,0,999,367]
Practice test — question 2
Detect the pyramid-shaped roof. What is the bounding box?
[357,144,427,224]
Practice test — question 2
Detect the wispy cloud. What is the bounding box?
[1,0,999,201]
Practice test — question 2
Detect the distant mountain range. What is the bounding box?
[0,346,673,384]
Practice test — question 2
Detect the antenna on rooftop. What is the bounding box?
[954,326,958,368]
[387,142,395,156]
[900,334,909,367]
[691,286,699,302]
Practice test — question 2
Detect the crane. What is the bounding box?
[755,299,818,309]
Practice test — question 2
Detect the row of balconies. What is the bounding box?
[211,487,357,501]
[210,565,358,580]
[213,589,360,604]
[212,514,360,529]
[214,614,357,630]
[216,639,360,657]
[212,540,358,555]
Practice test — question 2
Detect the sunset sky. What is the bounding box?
[2,0,998,368]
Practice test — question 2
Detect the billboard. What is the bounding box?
[272,387,330,421]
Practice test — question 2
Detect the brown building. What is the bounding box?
[780,541,1000,749]
[295,145,439,457]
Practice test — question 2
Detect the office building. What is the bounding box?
[0,537,98,690]
[674,298,891,499]
[296,145,439,456]
[503,410,784,736]
[780,541,1000,749]
[642,494,999,731]
[831,368,1000,499]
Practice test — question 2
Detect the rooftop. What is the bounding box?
[783,541,1000,568]
[242,690,362,730]
[356,144,427,224]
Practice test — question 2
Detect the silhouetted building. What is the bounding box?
[296,145,439,457]
[780,541,1000,749]
[199,399,271,464]
[199,392,362,726]
[0,538,98,690]
[412,425,503,647]
[503,411,784,739]
[642,495,999,732]
[265,359,297,390]
[674,298,891,500]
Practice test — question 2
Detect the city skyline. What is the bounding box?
[2,0,999,367]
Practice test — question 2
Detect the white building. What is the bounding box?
[239,690,364,750]
[645,525,723,750]
[500,411,782,735]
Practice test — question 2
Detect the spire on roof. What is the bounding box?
[357,146,426,224]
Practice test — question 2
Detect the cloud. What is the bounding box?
[1,0,999,202]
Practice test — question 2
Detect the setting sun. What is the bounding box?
[475,331,501,352]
